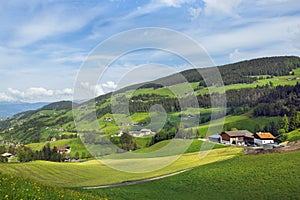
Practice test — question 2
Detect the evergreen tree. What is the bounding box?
[281,114,289,133]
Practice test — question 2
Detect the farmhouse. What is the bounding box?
[129,131,143,137]
[254,132,275,146]
[104,117,113,122]
[128,129,155,137]
[220,130,254,146]
[56,146,71,154]
[140,129,153,135]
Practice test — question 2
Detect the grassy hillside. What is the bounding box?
[84,150,300,200]
[134,139,226,155]
[1,56,299,143]
[287,129,300,142]
[197,114,281,137]
[26,138,90,157]
[0,147,241,188]
[0,172,102,200]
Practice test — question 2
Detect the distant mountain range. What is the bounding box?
[0,102,49,118]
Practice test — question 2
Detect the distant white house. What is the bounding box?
[104,117,113,122]
[1,152,13,158]
[254,132,275,146]
[129,131,143,137]
[130,122,139,127]
[140,129,153,135]
[128,129,155,137]
[111,130,124,137]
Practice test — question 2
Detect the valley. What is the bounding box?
[0,56,300,199]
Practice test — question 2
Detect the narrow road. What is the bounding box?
[82,169,191,189]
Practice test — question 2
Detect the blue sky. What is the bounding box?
[0,0,300,102]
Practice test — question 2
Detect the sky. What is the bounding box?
[0,0,300,102]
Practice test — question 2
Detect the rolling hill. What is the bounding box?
[0,56,300,199]
[0,102,48,118]
[0,56,300,146]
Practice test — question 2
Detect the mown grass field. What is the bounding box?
[0,146,241,188]
[84,150,300,200]
[134,139,226,155]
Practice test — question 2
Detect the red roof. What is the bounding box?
[56,146,70,151]
[255,132,275,139]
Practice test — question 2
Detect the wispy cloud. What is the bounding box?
[189,6,202,20]
[0,87,73,102]
[202,0,241,17]
[102,81,118,90]
[6,2,105,48]
[79,82,104,97]
[1,0,300,102]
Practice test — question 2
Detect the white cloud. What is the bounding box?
[229,48,243,62]
[124,0,195,20]
[79,82,104,96]
[0,93,15,102]
[197,16,300,58]
[203,0,241,17]
[1,87,73,102]
[102,81,118,90]
[227,43,300,64]
[153,0,195,8]
[189,7,202,20]
[8,3,105,47]
[57,88,73,95]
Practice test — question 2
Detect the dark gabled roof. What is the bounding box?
[208,134,221,139]
[221,130,254,138]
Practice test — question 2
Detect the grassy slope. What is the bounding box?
[0,173,103,200]
[131,68,300,97]
[134,139,226,155]
[287,129,300,142]
[0,147,241,188]
[198,114,281,137]
[26,138,89,157]
[85,150,300,200]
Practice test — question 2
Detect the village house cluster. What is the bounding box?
[111,129,155,138]
[208,130,276,147]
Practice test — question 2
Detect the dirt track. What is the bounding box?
[245,141,300,155]
[82,169,191,189]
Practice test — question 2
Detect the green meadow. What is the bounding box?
[0,173,103,200]
[0,146,241,188]
[84,150,300,200]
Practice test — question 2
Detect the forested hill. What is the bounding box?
[1,56,300,144]
[119,56,300,92]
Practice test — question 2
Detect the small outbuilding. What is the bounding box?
[254,132,275,146]
[208,134,221,143]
